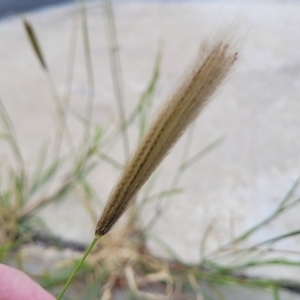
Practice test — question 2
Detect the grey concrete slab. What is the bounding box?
[1,0,300,282]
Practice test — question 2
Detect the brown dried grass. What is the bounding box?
[96,41,238,237]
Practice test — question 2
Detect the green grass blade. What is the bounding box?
[98,152,123,169]
[0,100,24,171]
[0,100,27,206]
[253,229,300,248]
[278,176,300,209]
[30,142,49,191]
[79,0,95,147]
[136,171,160,221]
[99,45,162,155]
[56,236,99,300]
[205,257,300,275]
[138,43,163,139]
[103,0,129,158]
[179,137,224,172]
[145,136,223,233]
[139,188,181,210]
[149,234,183,264]
[200,221,215,262]
[29,155,67,195]
[0,133,10,140]
[233,176,300,244]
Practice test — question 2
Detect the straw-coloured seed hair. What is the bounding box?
[96,40,238,236]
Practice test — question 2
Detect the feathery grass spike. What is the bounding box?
[23,19,47,70]
[96,40,238,236]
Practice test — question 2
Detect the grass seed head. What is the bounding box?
[96,39,238,236]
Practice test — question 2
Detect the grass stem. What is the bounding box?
[56,235,100,300]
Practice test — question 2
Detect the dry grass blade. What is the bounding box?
[96,40,238,236]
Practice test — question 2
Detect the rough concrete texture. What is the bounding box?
[1,0,300,281]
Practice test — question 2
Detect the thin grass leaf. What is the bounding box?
[139,187,181,233]
[206,258,300,274]
[278,176,300,208]
[135,171,162,229]
[145,133,223,233]
[12,170,25,208]
[143,197,171,233]
[100,98,140,149]
[180,120,197,168]
[253,229,300,249]
[142,133,195,232]
[139,188,181,207]
[0,100,25,173]
[200,220,215,263]
[99,47,162,164]
[138,171,160,207]
[21,160,97,217]
[62,13,79,108]
[75,179,98,223]
[83,125,104,160]
[79,0,95,148]
[229,243,269,269]
[98,152,123,169]
[149,234,183,264]
[103,0,130,158]
[240,258,300,269]
[99,44,163,156]
[76,161,98,181]
[233,176,300,244]
[138,43,163,139]
[21,183,74,217]
[282,197,300,211]
[30,155,67,195]
[30,142,49,191]
[0,133,10,140]
[179,137,224,172]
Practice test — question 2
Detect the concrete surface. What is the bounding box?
[1,0,300,283]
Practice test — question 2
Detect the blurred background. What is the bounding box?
[0,0,72,18]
